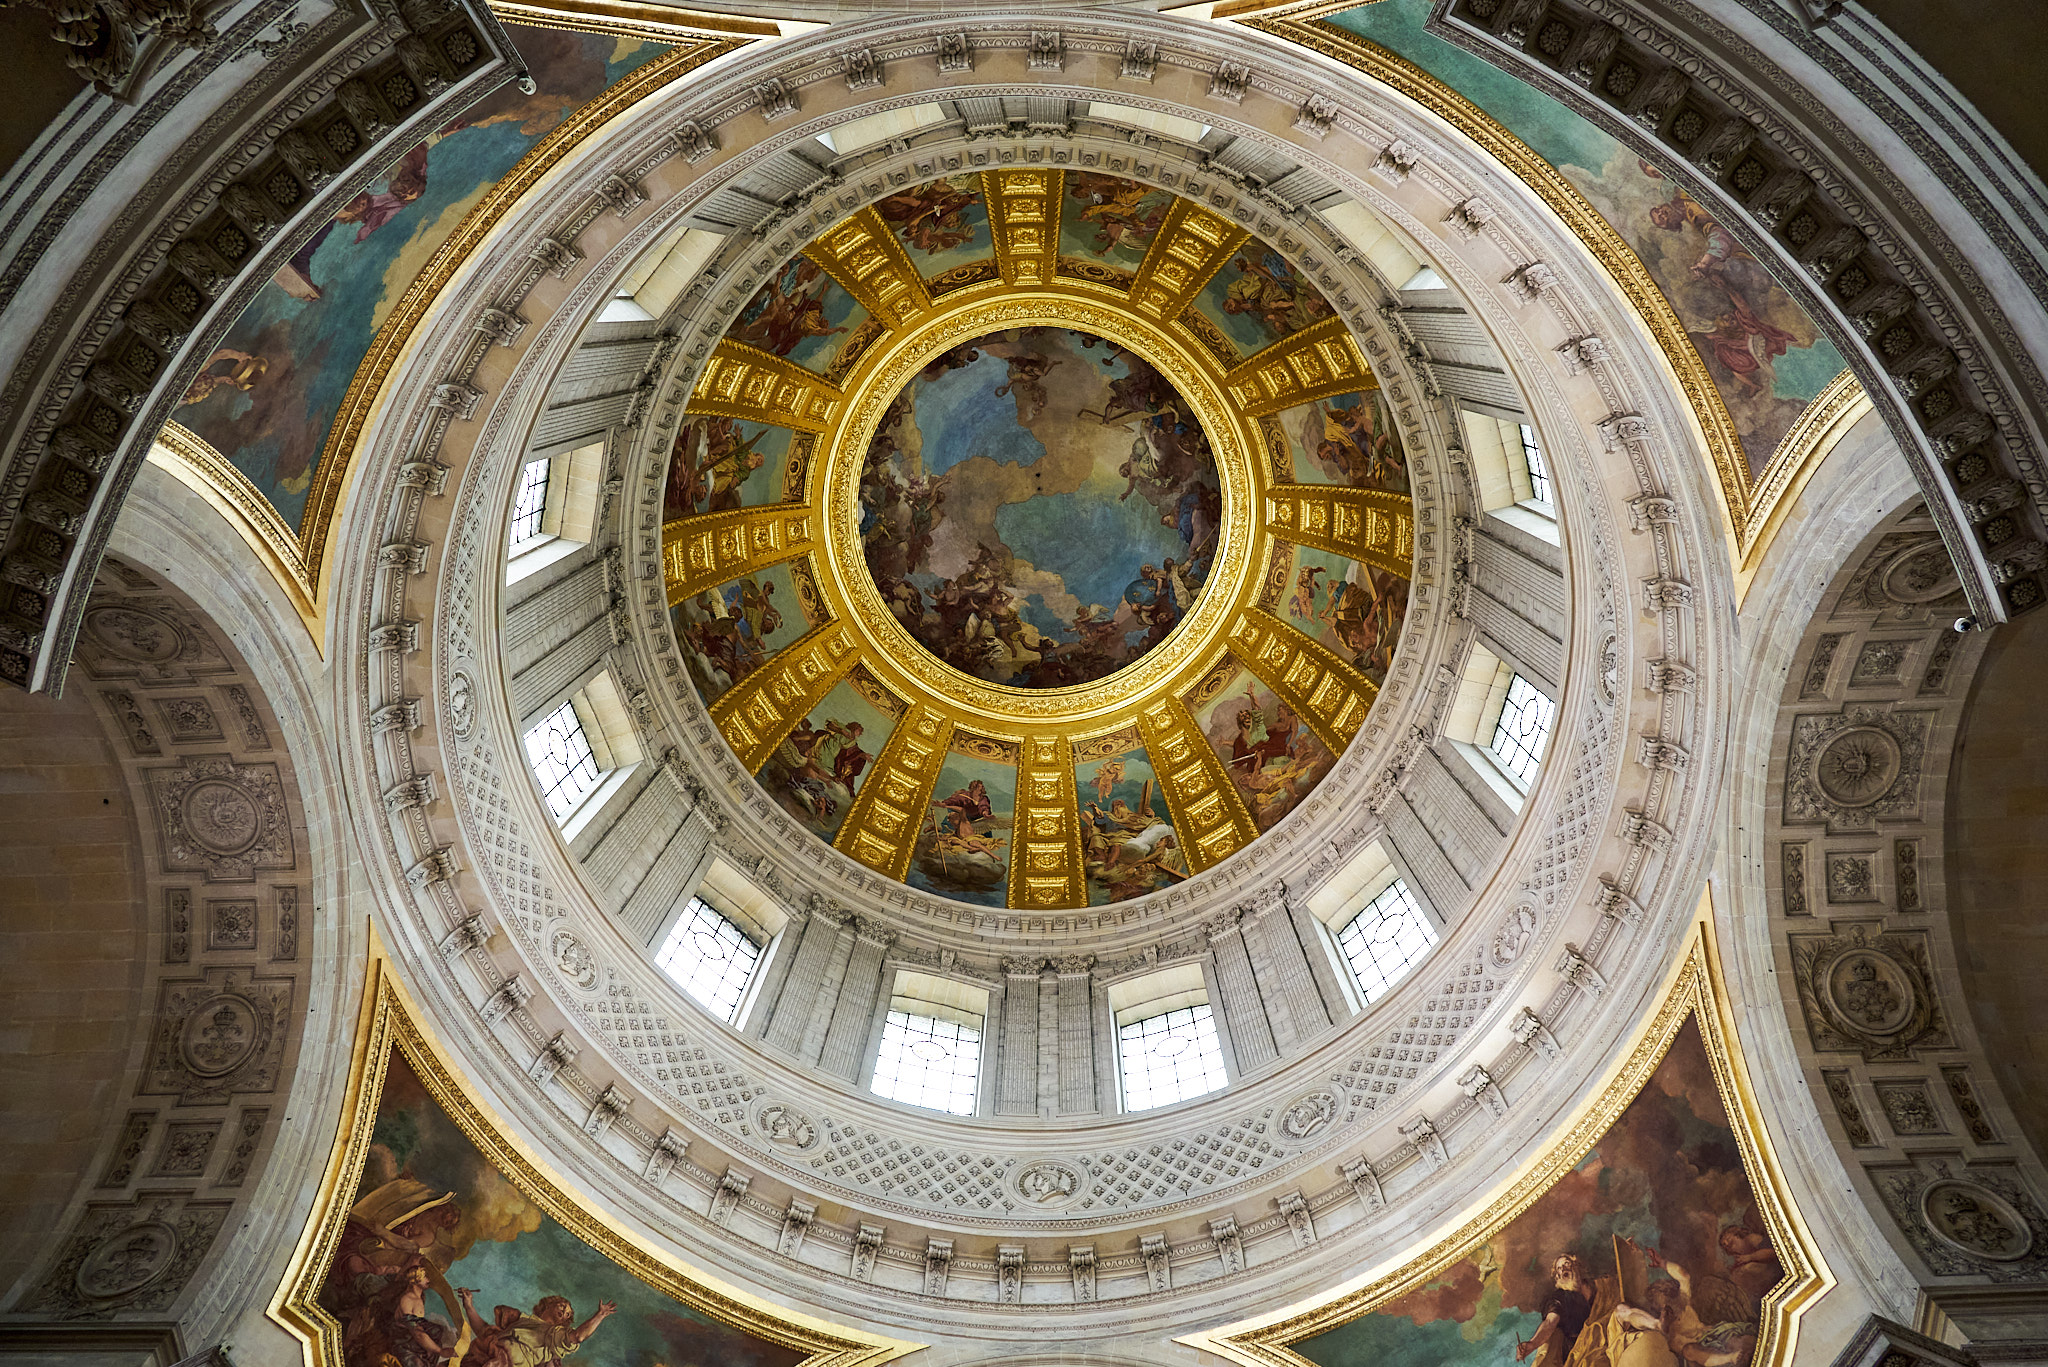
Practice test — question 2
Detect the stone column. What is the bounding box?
[1054,955,1097,1116]
[998,956,1044,1116]
[1240,884,1332,1052]
[1205,911,1277,1071]
[761,898,847,1056]
[1037,966,1061,1119]
[818,917,894,1081]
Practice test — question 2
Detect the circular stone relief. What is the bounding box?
[448,668,476,738]
[551,930,599,992]
[1279,1089,1339,1140]
[860,327,1224,689]
[1813,726,1903,808]
[181,993,261,1076]
[1012,1158,1089,1209]
[1922,1180,2034,1262]
[1818,949,1918,1039]
[754,1102,819,1152]
[179,779,262,855]
[1881,540,1962,604]
[75,1222,178,1299]
[86,606,182,662]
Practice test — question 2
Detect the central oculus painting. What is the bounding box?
[858,326,1223,689]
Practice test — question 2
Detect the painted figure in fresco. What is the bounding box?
[664,415,770,517]
[1717,1225,1780,1308]
[1288,565,1327,623]
[1312,394,1408,495]
[875,177,980,255]
[324,1179,470,1367]
[1602,1240,1759,1367]
[1089,758,1125,805]
[768,717,869,820]
[1516,1253,1598,1367]
[180,348,268,406]
[992,351,1061,423]
[1221,249,1334,341]
[276,142,434,300]
[1066,173,1169,256]
[456,1288,618,1367]
[1641,164,1798,398]
[1323,566,1405,682]
[731,257,848,359]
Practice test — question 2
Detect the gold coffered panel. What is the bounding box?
[1227,611,1379,755]
[661,506,815,605]
[835,702,954,880]
[1129,196,1250,324]
[985,168,1064,288]
[805,208,934,327]
[710,621,859,770]
[1221,315,1377,416]
[661,172,1418,908]
[1009,734,1086,909]
[687,341,844,432]
[1267,485,1415,579]
[1137,699,1258,873]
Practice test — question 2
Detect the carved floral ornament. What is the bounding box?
[310,13,1724,1311]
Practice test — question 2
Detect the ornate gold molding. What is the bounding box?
[1130,196,1251,327]
[268,943,922,1367]
[985,168,1065,289]
[1737,369,1868,580]
[833,702,953,881]
[1227,610,1377,755]
[1176,903,1832,1367]
[1267,484,1414,580]
[1221,315,1378,416]
[487,0,781,39]
[688,341,844,432]
[661,506,816,606]
[806,208,935,329]
[710,621,859,770]
[1137,696,1258,872]
[151,422,322,647]
[1009,733,1087,908]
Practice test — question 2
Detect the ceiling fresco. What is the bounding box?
[859,325,1223,689]
[661,171,1417,910]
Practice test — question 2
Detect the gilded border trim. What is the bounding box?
[269,941,923,1367]
[1176,901,1832,1367]
[488,0,780,40]
[152,421,323,646]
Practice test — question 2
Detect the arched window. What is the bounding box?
[1110,965,1229,1112]
[871,972,987,1116]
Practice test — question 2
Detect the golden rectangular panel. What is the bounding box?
[1135,699,1256,874]
[687,342,844,433]
[987,168,1064,290]
[834,704,955,881]
[1228,612,1379,756]
[804,206,934,326]
[660,508,815,605]
[709,623,859,770]
[1264,484,1415,580]
[1006,729,1084,909]
[1219,315,1376,416]
[1130,196,1251,325]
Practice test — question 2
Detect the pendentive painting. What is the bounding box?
[1293,1017,1783,1367]
[319,1046,807,1367]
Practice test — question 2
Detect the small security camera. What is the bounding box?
[1953,616,1980,633]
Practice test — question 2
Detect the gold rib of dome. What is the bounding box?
[660,169,1416,911]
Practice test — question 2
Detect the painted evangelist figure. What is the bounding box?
[1075,746,1187,904]
[1189,663,1337,833]
[1294,1018,1782,1367]
[1286,544,1408,688]
[319,1047,804,1367]
[859,327,1223,689]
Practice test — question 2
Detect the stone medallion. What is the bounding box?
[1279,1089,1339,1140]
[1880,540,1963,605]
[1011,1158,1089,1210]
[180,779,263,855]
[75,1222,178,1299]
[1490,902,1539,968]
[1818,948,1918,1040]
[754,1101,819,1152]
[448,667,476,738]
[1922,1180,2034,1262]
[85,605,182,662]
[180,993,262,1077]
[1812,726,1903,808]
[551,930,599,992]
